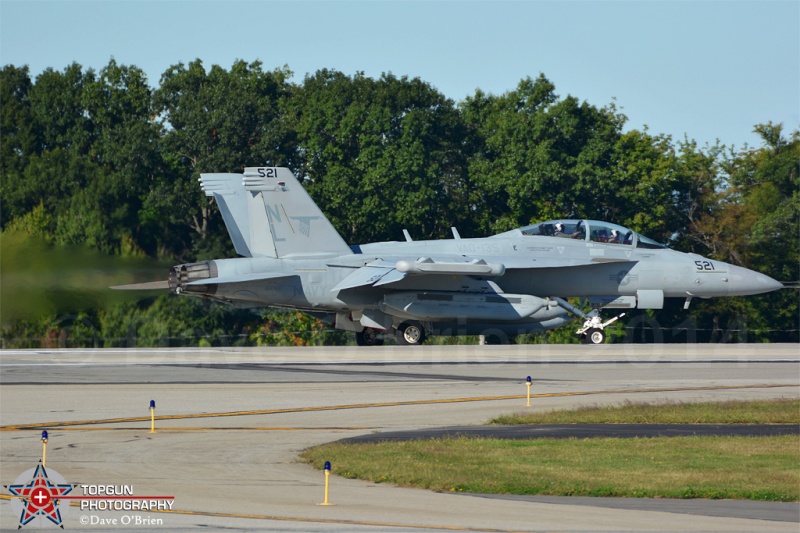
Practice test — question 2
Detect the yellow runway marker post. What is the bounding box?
[150,400,156,433]
[525,376,532,407]
[41,430,48,467]
[318,461,334,506]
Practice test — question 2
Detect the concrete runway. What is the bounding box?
[1,344,798,532]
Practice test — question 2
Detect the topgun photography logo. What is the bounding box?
[4,431,175,529]
[5,463,75,529]
[5,464,175,529]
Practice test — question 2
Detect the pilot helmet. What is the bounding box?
[611,229,619,237]
[555,222,564,232]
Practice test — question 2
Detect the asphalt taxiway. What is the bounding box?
[1,344,798,532]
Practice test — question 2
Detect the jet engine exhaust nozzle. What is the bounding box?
[168,261,218,295]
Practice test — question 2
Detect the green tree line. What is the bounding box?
[1,59,797,347]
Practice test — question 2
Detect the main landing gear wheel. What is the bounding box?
[355,328,384,346]
[396,321,426,346]
[582,328,606,345]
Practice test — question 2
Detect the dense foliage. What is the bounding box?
[1,60,797,347]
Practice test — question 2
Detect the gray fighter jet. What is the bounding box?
[117,167,783,345]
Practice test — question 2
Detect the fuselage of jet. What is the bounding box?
[142,168,784,345]
[169,219,782,339]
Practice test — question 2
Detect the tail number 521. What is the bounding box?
[256,167,279,178]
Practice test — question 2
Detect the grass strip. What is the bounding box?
[301,399,800,501]
[491,398,800,425]
[302,435,799,501]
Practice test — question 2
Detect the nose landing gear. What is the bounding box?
[552,297,625,345]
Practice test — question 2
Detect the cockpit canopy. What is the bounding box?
[504,220,666,249]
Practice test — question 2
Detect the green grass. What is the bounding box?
[491,398,800,425]
[300,399,800,501]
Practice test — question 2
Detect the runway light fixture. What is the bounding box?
[526,375,532,407]
[41,430,49,466]
[319,461,334,506]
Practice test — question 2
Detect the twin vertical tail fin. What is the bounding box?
[199,167,352,258]
[197,173,256,257]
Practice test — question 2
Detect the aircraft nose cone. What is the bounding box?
[728,265,784,296]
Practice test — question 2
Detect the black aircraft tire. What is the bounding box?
[396,321,426,346]
[585,328,606,345]
[356,328,384,347]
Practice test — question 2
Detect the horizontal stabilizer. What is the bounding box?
[110,280,169,291]
[325,258,394,268]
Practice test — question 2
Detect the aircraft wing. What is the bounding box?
[331,256,635,292]
[331,261,408,292]
[332,257,510,292]
[332,267,395,291]
[501,257,634,269]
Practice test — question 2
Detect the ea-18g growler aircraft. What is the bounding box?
[120,167,783,345]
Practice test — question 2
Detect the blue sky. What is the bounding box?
[1,0,798,149]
